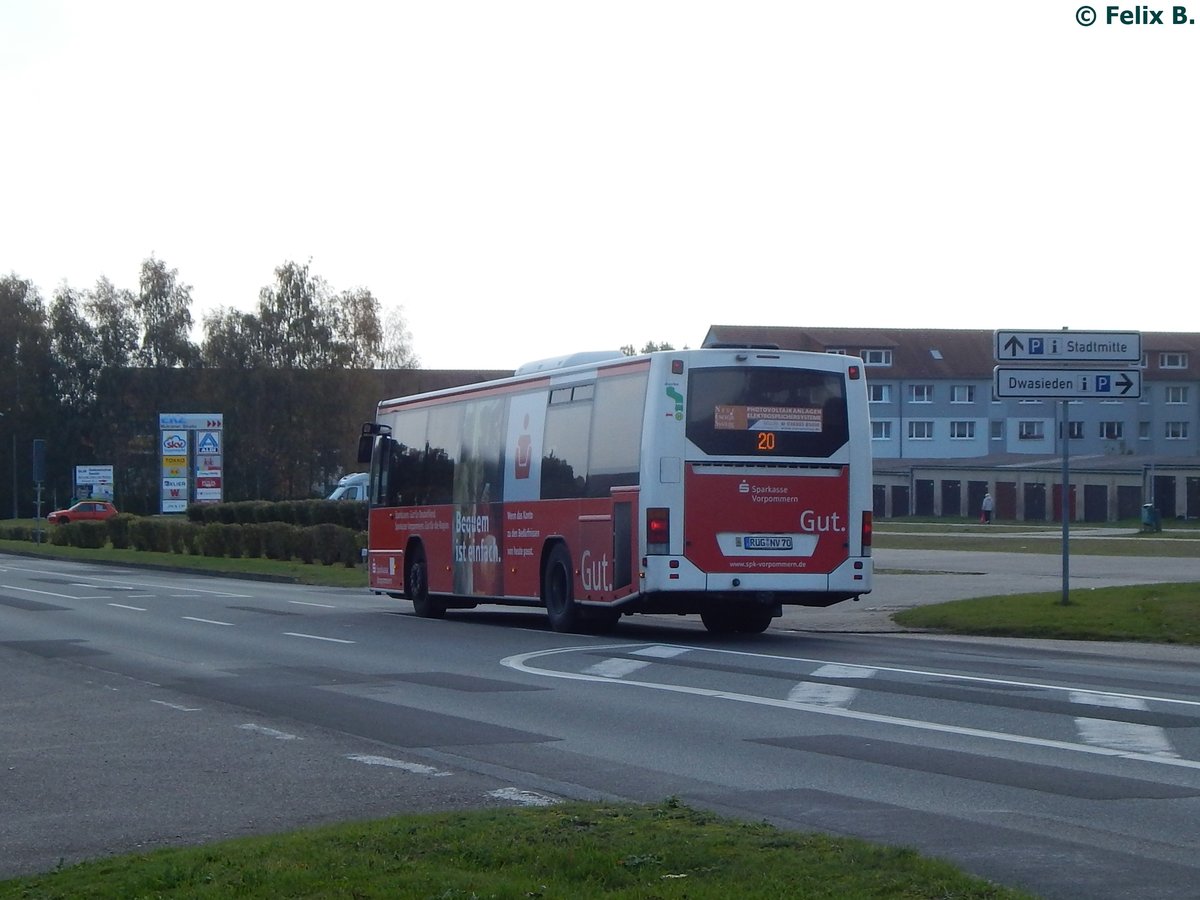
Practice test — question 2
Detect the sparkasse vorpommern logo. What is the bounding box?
[1076,4,1196,25]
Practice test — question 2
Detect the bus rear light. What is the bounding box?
[647,507,670,555]
[862,511,873,556]
[848,364,861,380]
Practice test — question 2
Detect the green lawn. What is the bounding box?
[0,801,1030,899]
[894,582,1200,644]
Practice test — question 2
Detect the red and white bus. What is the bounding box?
[358,346,872,634]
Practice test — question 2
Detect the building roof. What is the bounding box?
[701,325,1200,381]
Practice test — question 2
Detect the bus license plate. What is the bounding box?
[743,536,793,551]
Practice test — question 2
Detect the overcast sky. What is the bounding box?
[3,1,1196,369]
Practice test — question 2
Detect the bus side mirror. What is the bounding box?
[357,434,374,464]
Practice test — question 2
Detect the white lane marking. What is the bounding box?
[62,573,252,598]
[1,583,106,600]
[239,723,300,741]
[347,754,451,776]
[787,682,859,707]
[182,616,235,626]
[108,603,147,611]
[487,788,560,806]
[584,658,651,678]
[812,663,877,679]
[288,600,338,609]
[150,700,201,712]
[0,564,253,598]
[1075,718,1178,757]
[633,645,691,658]
[284,632,355,644]
[502,644,1200,772]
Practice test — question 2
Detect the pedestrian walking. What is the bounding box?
[981,491,994,524]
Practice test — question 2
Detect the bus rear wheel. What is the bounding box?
[543,544,581,633]
[406,545,446,619]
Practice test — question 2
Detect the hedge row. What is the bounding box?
[0,514,364,568]
[185,499,367,531]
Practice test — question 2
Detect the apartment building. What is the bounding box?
[702,325,1200,521]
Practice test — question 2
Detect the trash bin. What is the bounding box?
[1141,503,1161,533]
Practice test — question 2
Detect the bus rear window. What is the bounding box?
[686,367,849,458]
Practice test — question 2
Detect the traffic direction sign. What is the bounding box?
[993,366,1141,399]
[994,330,1142,363]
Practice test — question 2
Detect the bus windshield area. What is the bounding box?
[686,366,849,458]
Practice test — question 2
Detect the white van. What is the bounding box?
[328,472,368,501]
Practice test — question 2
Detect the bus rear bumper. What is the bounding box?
[637,555,870,610]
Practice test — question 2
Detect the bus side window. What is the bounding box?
[541,389,591,500]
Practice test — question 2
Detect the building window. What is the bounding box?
[951,385,975,404]
[872,421,892,440]
[950,421,975,439]
[1165,421,1189,440]
[868,383,892,403]
[1166,386,1189,404]
[909,384,933,403]
[1139,421,1151,440]
[990,420,1004,440]
[1099,421,1124,440]
[1160,352,1188,369]
[862,349,892,366]
[1018,421,1043,440]
[826,348,847,355]
[1067,421,1084,440]
[908,420,933,440]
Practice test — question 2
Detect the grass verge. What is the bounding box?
[894,582,1200,643]
[0,800,1030,900]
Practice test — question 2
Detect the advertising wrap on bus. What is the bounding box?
[360,347,872,635]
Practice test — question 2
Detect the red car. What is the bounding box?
[47,501,119,524]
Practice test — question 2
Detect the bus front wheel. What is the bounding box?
[407,545,446,619]
[543,544,581,633]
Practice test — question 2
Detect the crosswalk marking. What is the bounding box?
[1074,718,1178,757]
[811,663,877,679]
[1070,691,1178,757]
[787,682,859,707]
[584,658,651,678]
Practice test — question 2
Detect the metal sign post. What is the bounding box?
[1061,401,1069,606]
[993,328,1143,606]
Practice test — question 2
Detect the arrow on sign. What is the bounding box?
[1117,373,1135,395]
[1003,335,1024,357]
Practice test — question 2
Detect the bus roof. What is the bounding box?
[375,347,858,413]
[514,350,624,375]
